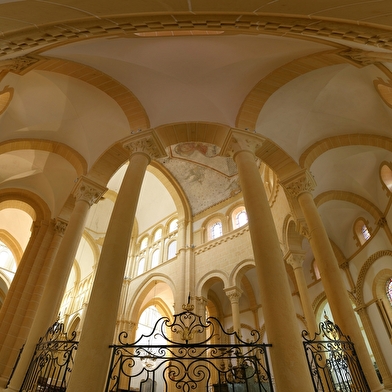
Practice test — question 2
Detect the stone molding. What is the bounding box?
[2,14,392,58]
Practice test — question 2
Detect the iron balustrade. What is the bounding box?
[19,320,78,392]
[107,305,274,392]
[302,316,370,392]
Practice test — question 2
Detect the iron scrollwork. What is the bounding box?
[302,316,370,392]
[107,309,274,392]
[19,320,78,392]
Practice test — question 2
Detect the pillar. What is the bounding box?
[221,129,314,392]
[281,168,387,392]
[67,132,166,392]
[356,306,392,389]
[224,287,242,336]
[0,219,53,388]
[5,177,105,392]
[285,251,318,336]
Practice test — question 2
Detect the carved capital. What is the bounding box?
[0,55,41,73]
[73,177,107,206]
[224,287,242,304]
[377,216,387,227]
[54,219,68,236]
[285,251,305,270]
[280,169,316,199]
[221,129,264,158]
[196,296,208,308]
[340,49,392,66]
[123,131,167,159]
[297,218,311,240]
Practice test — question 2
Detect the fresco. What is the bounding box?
[158,142,241,215]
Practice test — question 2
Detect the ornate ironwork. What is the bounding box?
[19,320,78,392]
[302,316,370,392]
[107,309,274,392]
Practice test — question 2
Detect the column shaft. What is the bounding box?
[297,190,385,392]
[234,149,314,391]
[0,220,51,387]
[67,152,150,392]
[286,253,318,336]
[5,179,103,392]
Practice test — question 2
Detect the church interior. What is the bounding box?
[0,1,392,391]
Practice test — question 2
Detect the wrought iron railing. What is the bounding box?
[19,320,78,392]
[107,304,274,392]
[302,316,370,392]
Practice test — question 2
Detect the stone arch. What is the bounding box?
[33,57,150,133]
[356,250,392,307]
[314,190,384,224]
[236,50,349,131]
[0,188,50,222]
[229,259,255,288]
[300,134,392,170]
[127,274,176,323]
[0,229,23,265]
[196,270,229,299]
[283,215,303,253]
[0,139,87,177]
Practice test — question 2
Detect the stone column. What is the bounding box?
[0,219,68,389]
[5,178,105,392]
[281,169,387,392]
[67,132,166,392]
[0,220,51,388]
[221,129,314,392]
[356,306,392,389]
[285,251,318,336]
[176,219,191,313]
[195,296,208,322]
[224,287,242,336]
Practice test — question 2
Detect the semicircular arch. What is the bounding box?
[314,190,383,223]
[300,134,392,170]
[0,139,87,177]
[127,274,176,323]
[196,270,229,299]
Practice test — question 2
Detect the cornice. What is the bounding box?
[1,13,392,58]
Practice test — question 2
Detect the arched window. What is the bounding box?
[313,260,321,280]
[151,249,160,268]
[167,241,177,259]
[354,218,371,246]
[137,258,145,276]
[386,278,392,306]
[140,237,148,250]
[381,163,392,192]
[169,219,178,233]
[232,206,248,229]
[153,228,162,241]
[211,221,222,239]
